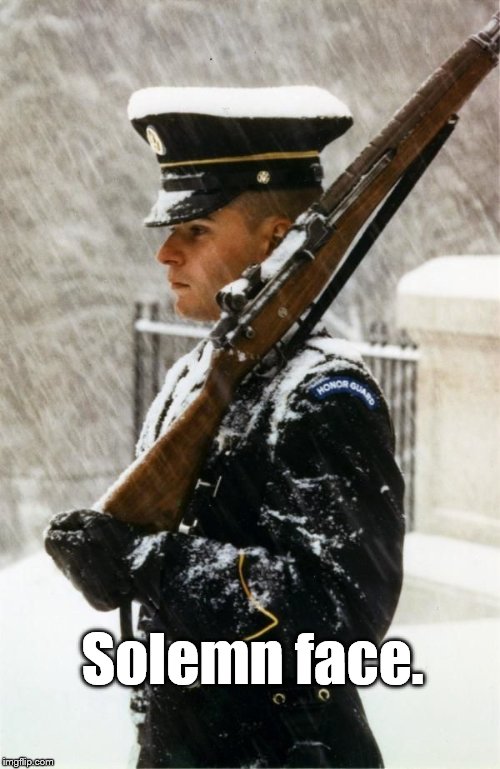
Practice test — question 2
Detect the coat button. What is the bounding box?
[317,688,331,702]
[272,692,286,705]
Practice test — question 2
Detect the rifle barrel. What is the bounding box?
[319,12,499,220]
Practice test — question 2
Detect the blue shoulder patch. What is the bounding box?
[308,376,379,409]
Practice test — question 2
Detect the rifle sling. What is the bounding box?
[120,602,134,640]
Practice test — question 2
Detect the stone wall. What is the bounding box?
[397,256,499,546]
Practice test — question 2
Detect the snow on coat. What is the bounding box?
[130,330,404,650]
[125,330,404,766]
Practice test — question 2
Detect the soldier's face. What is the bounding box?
[156,205,282,321]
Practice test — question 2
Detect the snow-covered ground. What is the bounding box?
[362,619,500,769]
[0,551,132,769]
[0,547,498,769]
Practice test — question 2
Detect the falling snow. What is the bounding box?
[1,3,498,769]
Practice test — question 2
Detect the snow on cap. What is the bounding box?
[128,86,352,121]
[128,86,353,227]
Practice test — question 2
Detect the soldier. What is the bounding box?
[45,86,405,768]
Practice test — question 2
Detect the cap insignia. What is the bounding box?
[256,170,271,184]
[146,125,166,156]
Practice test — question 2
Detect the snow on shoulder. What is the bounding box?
[266,333,365,447]
[128,86,351,121]
[307,335,363,364]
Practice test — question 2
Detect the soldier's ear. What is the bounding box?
[263,217,292,256]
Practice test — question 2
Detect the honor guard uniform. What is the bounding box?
[46,86,405,768]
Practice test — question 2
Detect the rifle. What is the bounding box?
[99,12,499,532]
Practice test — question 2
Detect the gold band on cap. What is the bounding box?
[159,149,319,169]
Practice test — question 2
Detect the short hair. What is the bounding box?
[230,187,321,228]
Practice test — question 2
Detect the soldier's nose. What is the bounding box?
[156,232,183,265]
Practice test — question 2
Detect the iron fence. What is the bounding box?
[133,302,419,527]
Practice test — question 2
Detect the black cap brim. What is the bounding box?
[144,188,240,227]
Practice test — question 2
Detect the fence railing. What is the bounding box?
[359,322,419,527]
[133,303,419,528]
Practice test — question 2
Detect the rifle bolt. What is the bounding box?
[278,307,288,318]
[244,326,255,339]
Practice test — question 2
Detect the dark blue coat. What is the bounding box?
[128,332,405,767]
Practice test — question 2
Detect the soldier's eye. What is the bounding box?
[190,224,209,237]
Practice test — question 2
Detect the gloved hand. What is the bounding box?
[44,509,138,611]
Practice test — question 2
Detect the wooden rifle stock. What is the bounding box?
[101,14,499,531]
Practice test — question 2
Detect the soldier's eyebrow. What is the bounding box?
[189,215,215,224]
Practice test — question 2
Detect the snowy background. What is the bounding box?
[1,0,498,554]
[1,1,499,767]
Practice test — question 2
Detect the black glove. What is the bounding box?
[44,509,138,611]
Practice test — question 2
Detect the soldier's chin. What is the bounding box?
[175,296,216,323]
[174,298,191,319]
